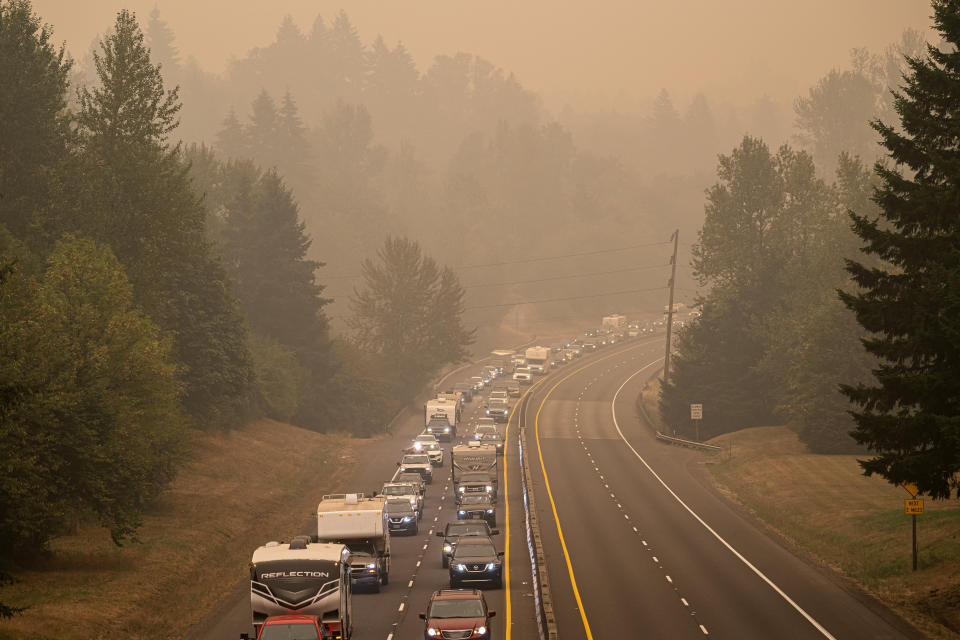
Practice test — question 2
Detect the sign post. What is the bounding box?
[901,482,922,571]
[690,404,702,442]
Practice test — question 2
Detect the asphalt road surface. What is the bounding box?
[521,337,919,640]
[186,352,541,640]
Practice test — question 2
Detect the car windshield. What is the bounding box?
[461,473,490,483]
[481,434,500,441]
[258,623,321,640]
[460,496,491,505]
[415,436,437,443]
[397,475,422,485]
[402,455,429,465]
[429,599,485,619]
[446,523,489,536]
[453,542,496,558]
[347,542,376,555]
[382,485,416,496]
[476,426,497,434]
[385,501,413,514]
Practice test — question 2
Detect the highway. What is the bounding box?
[521,337,917,640]
[188,332,919,640]
[186,353,541,640]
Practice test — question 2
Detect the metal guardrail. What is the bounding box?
[518,393,559,640]
[655,431,722,452]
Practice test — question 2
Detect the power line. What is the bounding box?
[322,241,671,281]
[463,262,669,289]
[464,286,667,311]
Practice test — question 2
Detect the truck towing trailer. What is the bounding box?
[316,493,390,592]
[424,398,459,441]
[249,536,352,639]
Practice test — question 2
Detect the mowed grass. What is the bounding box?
[0,419,367,640]
[706,426,960,640]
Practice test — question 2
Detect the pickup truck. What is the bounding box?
[398,453,433,484]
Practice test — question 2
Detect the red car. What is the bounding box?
[241,614,330,640]
[419,588,495,639]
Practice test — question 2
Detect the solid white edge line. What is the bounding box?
[611,360,838,640]
[398,603,405,612]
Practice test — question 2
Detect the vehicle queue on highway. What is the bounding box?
[239,317,653,640]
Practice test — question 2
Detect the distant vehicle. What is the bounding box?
[475,417,496,430]
[425,398,459,441]
[602,314,627,332]
[316,493,390,592]
[385,498,418,535]
[381,480,423,516]
[473,424,498,440]
[248,537,352,639]
[479,432,504,454]
[524,346,551,375]
[582,343,597,352]
[419,589,495,640]
[410,434,444,467]
[453,382,475,402]
[470,375,486,390]
[485,397,510,423]
[449,538,504,589]
[457,494,497,526]
[506,380,521,397]
[513,367,532,385]
[398,453,433,484]
[435,521,500,568]
[241,614,331,640]
[489,390,509,401]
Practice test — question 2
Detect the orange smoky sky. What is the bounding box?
[32,0,933,110]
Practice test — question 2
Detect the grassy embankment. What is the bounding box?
[637,377,960,640]
[0,419,366,640]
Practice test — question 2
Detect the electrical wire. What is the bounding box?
[322,241,671,280]
[463,263,669,289]
[464,286,667,311]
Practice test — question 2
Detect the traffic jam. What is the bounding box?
[240,315,651,640]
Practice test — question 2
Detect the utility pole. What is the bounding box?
[663,229,679,382]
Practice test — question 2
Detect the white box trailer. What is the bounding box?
[317,493,390,591]
[425,398,459,441]
[249,537,352,638]
[525,346,551,375]
[602,314,627,331]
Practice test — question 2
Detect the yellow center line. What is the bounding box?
[533,342,651,640]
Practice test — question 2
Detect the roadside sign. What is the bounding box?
[905,499,924,515]
[690,404,703,420]
[900,482,920,497]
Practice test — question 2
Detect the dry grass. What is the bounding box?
[706,427,960,640]
[0,419,369,640]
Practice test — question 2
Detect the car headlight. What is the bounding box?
[485,485,493,491]
[414,442,423,450]
[443,544,452,552]
[486,410,490,415]
[410,498,417,505]
[366,562,376,569]
[476,626,487,635]
[458,487,465,492]
[458,510,466,516]
[486,509,494,514]
[444,427,450,432]
[455,563,467,572]
[427,628,438,637]
[485,562,497,571]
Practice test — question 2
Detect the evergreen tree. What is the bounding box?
[146,7,179,78]
[215,107,247,160]
[74,10,254,429]
[0,0,72,249]
[351,236,473,399]
[840,0,960,499]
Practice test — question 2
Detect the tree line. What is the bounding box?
[0,0,473,589]
[662,0,960,501]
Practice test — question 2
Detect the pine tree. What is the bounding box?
[146,7,179,79]
[0,0,72,247]
[840,0,960,499]
[215,107,247,159]
[75,10,254,429]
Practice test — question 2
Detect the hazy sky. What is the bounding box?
[33,0,933,110]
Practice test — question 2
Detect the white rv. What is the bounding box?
[524,346,551,375]
[316,493,390,592]
[249,536,352,638]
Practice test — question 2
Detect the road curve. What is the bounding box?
[521,338,919,640]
